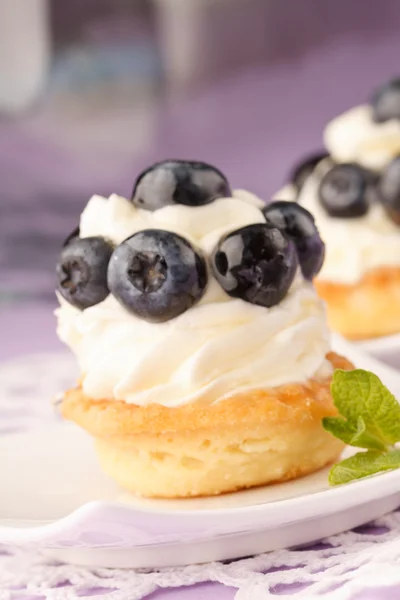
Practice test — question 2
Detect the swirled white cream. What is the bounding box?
[56,191,332,407]
[325,104,400,171]
[275,160,400,284]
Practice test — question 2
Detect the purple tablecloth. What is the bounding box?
[3,27,400,600]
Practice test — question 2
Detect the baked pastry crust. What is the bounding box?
[315,267,400,340]
[62,352,353,498]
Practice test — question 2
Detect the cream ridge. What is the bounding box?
[325,104,400,171]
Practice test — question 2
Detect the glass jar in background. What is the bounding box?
[0,0,50,113]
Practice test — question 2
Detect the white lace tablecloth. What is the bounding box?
[1,353,400,600]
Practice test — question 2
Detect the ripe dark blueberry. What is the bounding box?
[131,160,231,211]
[378,155,400,225]
[57,237,113,310]
[212,223,298,308]
[370,78,400,123]
[318,164,369,218]
[290,151,329,193]
[262,201,325,280]
[108,229,207,322]
[63,226,80,247]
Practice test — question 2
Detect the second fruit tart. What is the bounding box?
[275,78,400,339]
[56,160,353,498]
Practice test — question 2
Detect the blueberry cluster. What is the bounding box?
[317,158,400,221]
[288,156,400,222]
[57,160,325,322]
[287,79,400,221]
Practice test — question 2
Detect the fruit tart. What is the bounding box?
[56,160,352,498]
[275,78,400,340]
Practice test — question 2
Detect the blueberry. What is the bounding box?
[63,226,80,247]
[262,201,325,280]
[290,152,329,193]
[108,229,207,322]
[378,155,400,224]
[212,224,298,308]
[370,78,400,123]
[131,160,231,211]
[57,237,113,310]
[318,164,369,218]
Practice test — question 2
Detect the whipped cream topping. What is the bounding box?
[325,104,400,171]
[276,160,400,284]
[273,183,297,203]
[56,192,332,407]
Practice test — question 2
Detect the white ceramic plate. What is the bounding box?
[355,332,400,361]
[1,336,400,569]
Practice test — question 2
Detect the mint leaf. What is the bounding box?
[351,416,388,450]
[322,416,357,445]
[331,369,400,446]
[323,415,387,451]
[329,449,400,485]
[325,369,400,485]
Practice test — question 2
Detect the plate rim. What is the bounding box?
[1,462,400,545]
[353,332,400,352]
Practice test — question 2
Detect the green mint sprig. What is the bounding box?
[322,369,400,485]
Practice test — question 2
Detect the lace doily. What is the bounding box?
[1,353,400,600]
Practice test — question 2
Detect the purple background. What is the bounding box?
[3,29,400,355]
[2,3,400,597]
